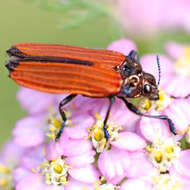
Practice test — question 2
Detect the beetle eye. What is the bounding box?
[144,84,151,94]
[123,65,131,75]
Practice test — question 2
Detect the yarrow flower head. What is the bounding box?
[166,42,190,77]
[164,42,190,97]
[152,173,183,190]
[2,38,190,190]
[131,49,190,141]
[115,0,190,37]
[0,141,25,189]
[89,113,122,153]
[146,137,181,173]
[45,110,71,140]
[36,156,72,185]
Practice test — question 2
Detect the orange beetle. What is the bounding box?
[6,43,176,140]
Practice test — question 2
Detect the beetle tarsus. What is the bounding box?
[103,124,110,141]
[168,119,177,135]
[56,122,66,141]
[103,96,115,141]
[118,96,177,135]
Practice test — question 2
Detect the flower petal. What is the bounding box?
[164,99,190,133]
[64,116,93,139]
[59,136,93,157]
[111,132,146,151]
[0,140,25,164]
[141,55,174,86]
[65,178,93,190]
[107,38,137,55]
[20,146,44,170]
[98,148,130,181]
[45,141,65,161]
[13,167,30,185]
[139,110,171,142]
[125,151,154,178]
[13,116,45,147]
[17,87,56,115]
[65,150,95,167]
[16,173,53,190]
[174,149,190,178]
[163,76,190,97]
[121,178,152,190]
[165,42,184,60]
[68,165,99,184]
[170,166,190,189]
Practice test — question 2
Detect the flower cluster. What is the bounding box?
[1,39,190,190]
[115,0,190,36]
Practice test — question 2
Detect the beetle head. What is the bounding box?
[120,72,159,100]
[142,72,159,100]
[118,51,159,100]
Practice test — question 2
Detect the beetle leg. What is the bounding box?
[118,96,177,135]
[103,96,115,140]
[56,94,77,141]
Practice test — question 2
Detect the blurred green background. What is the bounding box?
[0,0,190,147]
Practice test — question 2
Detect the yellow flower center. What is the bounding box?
[0,164,10,174]
[89,113,122,152]
[94,176,120,190]
[53,163,63,174]
[0,163,14,188]
[165,146,174,154]
[146,137,181,172]
[37,157,72,186]
[136,89,172,113]
[154,152,163,163]
[51,118,62,130]
[0,179,8,187]
[152,174,183,190]
[142,99,152,111]
[46,112,71,140]
[94,128,105,141]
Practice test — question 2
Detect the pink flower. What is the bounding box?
[0,140,26,189]
[121,138,190,190]
[17,87,59,115]
[12,116,46,147]
[115,0,190,36]
[139,99,190,142]
[3,38,190,189]
[108,39,190,141]
[165,42,190,96]
[46,94,146,184]
[128,51,190,141]
[15,136,99,189]
[108,38,137,55]
[173,149,190,179]
[121,178,152,190]
[80,99,147,182]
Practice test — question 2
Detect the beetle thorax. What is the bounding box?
[119,74,143,98]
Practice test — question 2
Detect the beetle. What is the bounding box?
[5,43,177,140]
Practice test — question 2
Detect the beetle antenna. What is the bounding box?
[156,55,161,85]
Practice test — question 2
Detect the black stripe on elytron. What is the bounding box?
[6,46,93,66]
[19,56,93,66]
